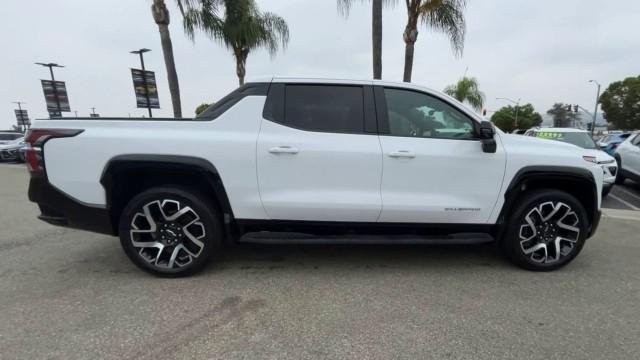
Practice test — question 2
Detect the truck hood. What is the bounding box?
[499,133,615,165]
[500,133,578,151]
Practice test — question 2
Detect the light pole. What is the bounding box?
[496,97,521,128]
[588,80,601,136]
[35,62,64,117]
[130,48,152,118]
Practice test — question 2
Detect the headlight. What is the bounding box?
[583,156,597,163]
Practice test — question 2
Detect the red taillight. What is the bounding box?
[26,147,42,173]
[24,128,84,176]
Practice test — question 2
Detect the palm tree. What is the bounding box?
[337,0,396,79]
[443,76,484,111]
[151,0,184,118]
[402,0,468,82]
[182,0,289,86]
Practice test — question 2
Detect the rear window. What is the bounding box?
[281,85,365,133]
[197,83,269,120]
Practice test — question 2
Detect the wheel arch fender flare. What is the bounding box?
[99,154,236,234]
[496,165,599,238]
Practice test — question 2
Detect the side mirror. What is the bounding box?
[479,121,495,139]
[479,121,497,153]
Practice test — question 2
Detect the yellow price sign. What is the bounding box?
[536,132,564,140]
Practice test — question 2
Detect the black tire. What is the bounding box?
[602,185,612,198]
[118,187,222,277]
[614,156,625,185]
[501,189,588,271]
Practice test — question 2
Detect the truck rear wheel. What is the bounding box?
[118,187,222,277]
[501,189,588,271]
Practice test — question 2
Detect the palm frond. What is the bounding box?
[257,12,290,56]
[337,0,355,17]
[444,76,484,111]
[180,0,223,41]
[181,0,289,58]
[418,0,467,57]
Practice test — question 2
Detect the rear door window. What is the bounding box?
[280,85,365,134]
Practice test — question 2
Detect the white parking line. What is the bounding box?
[609,193,640,211]
[603,208,640,221]
[616,186,640,202]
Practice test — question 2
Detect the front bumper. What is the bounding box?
[601,163,617,184]
[588,210,602,239]
[28,176,115,235]
[0,147,19,161]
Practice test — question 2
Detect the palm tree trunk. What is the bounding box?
[152,0,182,118]
[158,24,182,118]
[235,49,248,86]
[372,0,382,79]
[402,2,419,83]
[402,19,419,82]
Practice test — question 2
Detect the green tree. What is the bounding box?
[402,0,467,82]
[546,103,581,128]
[599,76,640,129]
[195,102,210,115]
[491,104,542,132]
[182,0,289,86]
[443,76,484,111]
[337,0,396,79]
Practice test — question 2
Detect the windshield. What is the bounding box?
[534,131,598,149]
[0,133,22,141]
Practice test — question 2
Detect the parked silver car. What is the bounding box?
[0,137,25,162]
[615,131,640,185]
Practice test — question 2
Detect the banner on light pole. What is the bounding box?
[41,80,71,115]
[131,69,160,109]
[14,109,30,126]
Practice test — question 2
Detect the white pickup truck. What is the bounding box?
[27,77,604,276]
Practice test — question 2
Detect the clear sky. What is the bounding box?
[1,0,638,129]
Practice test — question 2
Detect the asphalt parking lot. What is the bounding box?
[603,181,640,210]
[1,163,640,360]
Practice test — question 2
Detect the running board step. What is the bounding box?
[239,232,494,245]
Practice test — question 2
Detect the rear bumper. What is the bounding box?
[28,176,115,235]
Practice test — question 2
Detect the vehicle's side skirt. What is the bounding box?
[240,231,494,245]
[236,219,496,242]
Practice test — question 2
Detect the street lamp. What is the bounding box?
[130,48,153,118]
[35,62,65,117]
[496,97,521,127]
[588,80,601,136]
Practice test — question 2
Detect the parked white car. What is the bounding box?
[614,131,640,185]
[0,132,23,146]
[524,127,617,196]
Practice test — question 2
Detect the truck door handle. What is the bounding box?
[389,150,416,158]
[269,146,299,154]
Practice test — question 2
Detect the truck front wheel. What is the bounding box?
[118,187,222,277]
[502,189,588,271]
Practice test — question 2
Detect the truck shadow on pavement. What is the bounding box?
[202,242,510,275]
[57,240,514,277]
